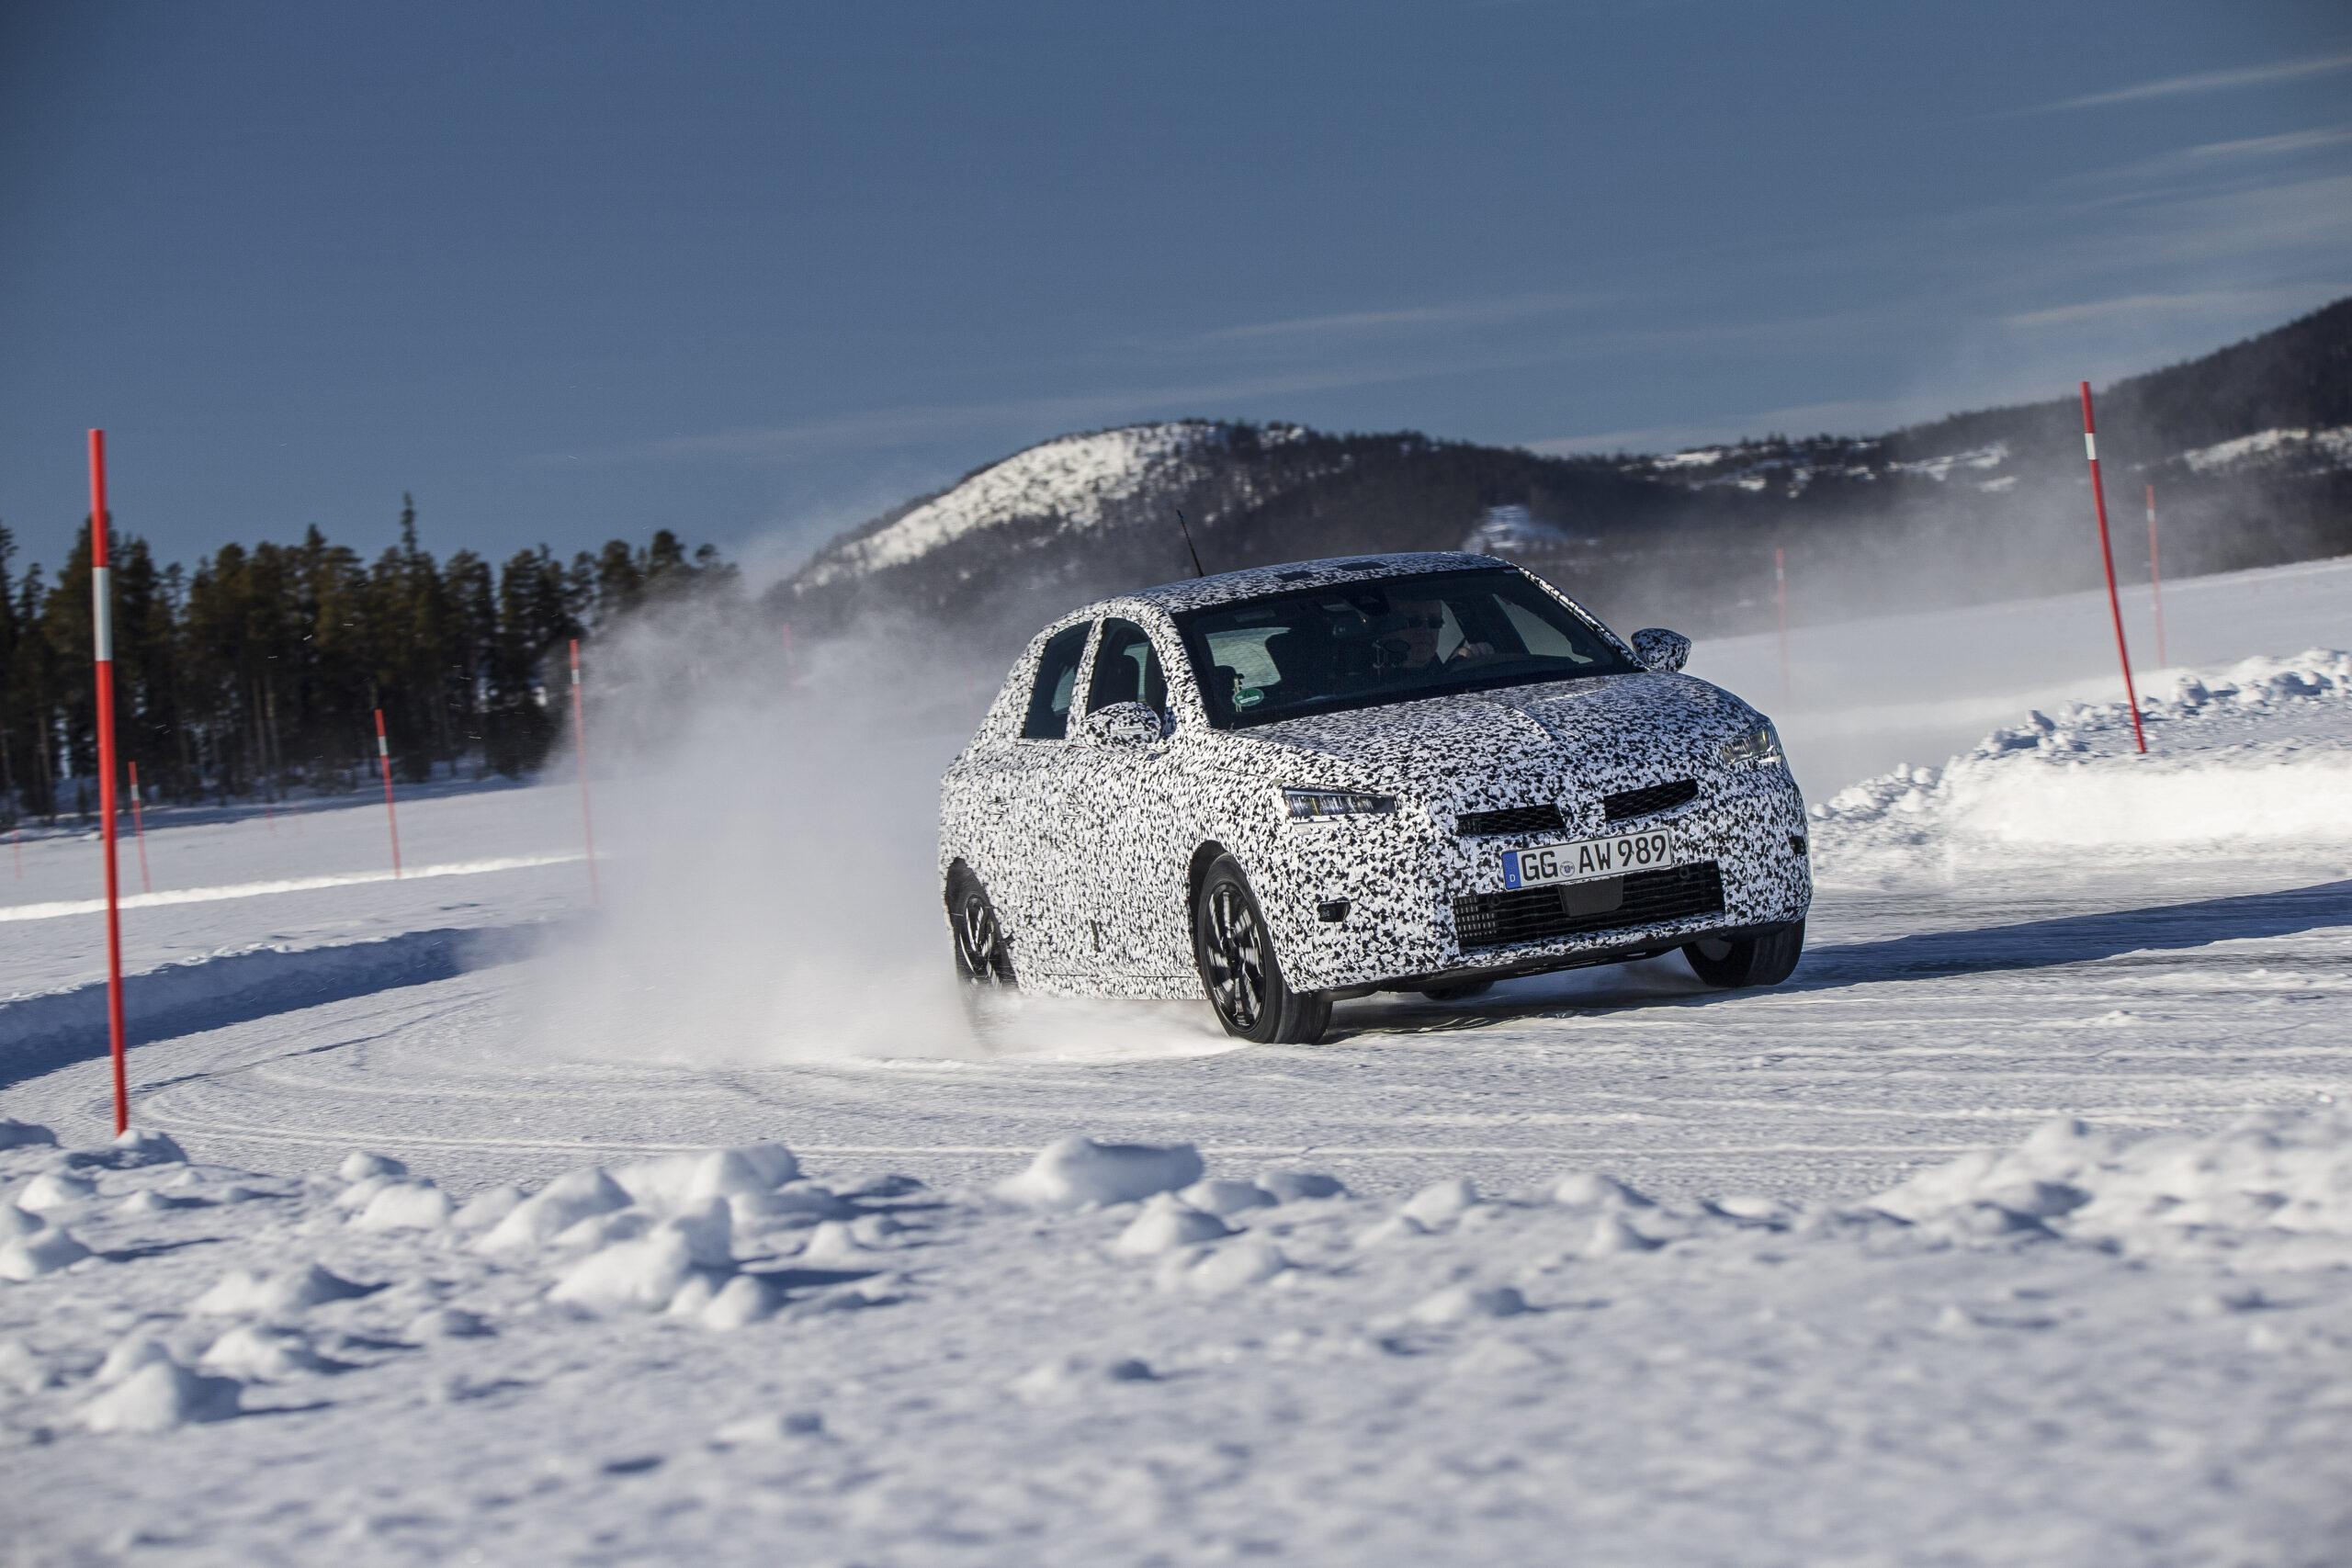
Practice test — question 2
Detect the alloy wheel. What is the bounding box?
[956,893,1008,984]
[1204,883,1265,1030]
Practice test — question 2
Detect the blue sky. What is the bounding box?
[4,0,2347,580]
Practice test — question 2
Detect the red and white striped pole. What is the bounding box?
[374,707,402,877]
[569,637,599,903]
[2145,483,2167,669]
[2079,384,2147,754]
[89,430,130,1135]
[1772,545,1792,704]
[128,759,151,893]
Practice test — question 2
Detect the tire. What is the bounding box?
[946,867,1016,988]
[1682,919,1804,988]
[1192,855,1331,1044]
[1419,980,1493,1003]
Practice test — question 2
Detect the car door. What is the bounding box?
[1070,615,1197,987]
[979,618,1098,977]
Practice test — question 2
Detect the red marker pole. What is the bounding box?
[569,637,600,903]
[1772,546,1792,704]
[2079,384,2148,754]
[374,707,402,876]
[128,760,151,893]
[2145,484,2167,668]
[89,430,130,1136]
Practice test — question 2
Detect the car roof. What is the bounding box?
[1083,552,1510,621]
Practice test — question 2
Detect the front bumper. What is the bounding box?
[1269,766,1812,994]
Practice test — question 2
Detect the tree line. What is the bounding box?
[0,498,736,825]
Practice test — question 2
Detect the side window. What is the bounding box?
[1085,618,1169,720]
[1021,622,1093,740]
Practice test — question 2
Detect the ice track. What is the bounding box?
[7,864,2343,1203]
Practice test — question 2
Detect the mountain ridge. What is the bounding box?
[777,299,2352,641]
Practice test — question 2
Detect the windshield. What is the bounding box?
[1175,568,1644,728]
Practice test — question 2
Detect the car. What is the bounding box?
[938,552,1812,1044]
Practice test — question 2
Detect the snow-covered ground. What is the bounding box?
[3,556,2348,1564]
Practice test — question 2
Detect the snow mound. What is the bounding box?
[1813,650,2352,879]
[352,1180,455,1232]
[337,1151,407,1183]
[2,1204,44,1239]
[549,1225,702,1313]
[995,1137,1205,1212]
[1398,1177,1481,1229]
[475,1167,631,1253]
[191,1262,370,1316]
[613,1145,799,1208]
[0,1119,58,1150]
[109,1129,186,1166]
[1179,1178,1279,1216]
[0,1224,90,1280]
[1552,1171,1654,1209]
[1113,1195,1234,1257]
[1876,1111,2352,1267]
[200,1325,329,1381]
[1408,1283,1530,1325]
[82,1359,241,1433]
[1159,1235,1289,1294]
[17,1170,96,1212]
[1256,1168,1347,1201]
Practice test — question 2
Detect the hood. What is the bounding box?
[1229,673,1760,812]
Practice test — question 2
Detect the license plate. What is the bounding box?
[1502,828,1677,889]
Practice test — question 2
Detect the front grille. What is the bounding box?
[1455,804,1566,837]
[1601,778,1699,821]
[1452,862,1724,950]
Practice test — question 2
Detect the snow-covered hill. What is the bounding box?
[800,422,1285,587]
[776,299,2352,639]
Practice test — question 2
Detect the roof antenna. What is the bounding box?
[1174,508,1206,578]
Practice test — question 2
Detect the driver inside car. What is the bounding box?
[1378,594,1496,672]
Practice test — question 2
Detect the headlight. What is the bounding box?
[1281,787,1398,822]
[1719,722,1784,769]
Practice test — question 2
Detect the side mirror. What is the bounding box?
[1081,702,1166,747]
[1630,627,1691,673]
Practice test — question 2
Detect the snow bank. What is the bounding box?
[1878,1110,2352,1268]
[995,1136,1205,1211]
[1813,650,2352,879]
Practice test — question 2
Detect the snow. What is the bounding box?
[995,1135,1206,1211]
[2181,423,2352,473]
[2,555,2349,1562]
[1814,649,2352,882]
[803,423,1224,585]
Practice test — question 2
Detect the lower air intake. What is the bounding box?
[1452,862,1725,950]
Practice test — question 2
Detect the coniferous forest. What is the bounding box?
[0,497,735,826]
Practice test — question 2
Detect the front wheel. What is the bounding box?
[946,867,1015,987]
[1682,920,1804,988]
[1193,856,1330,1044]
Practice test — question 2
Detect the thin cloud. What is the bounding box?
[2000,285,2343,330]
[2025,50,2352,114]
[1202,291,1610,343]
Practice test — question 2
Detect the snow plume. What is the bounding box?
[517,598,1227,1065]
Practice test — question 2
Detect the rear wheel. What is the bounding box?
[1193,856,1330,1044]
[1682,920,1804,987]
